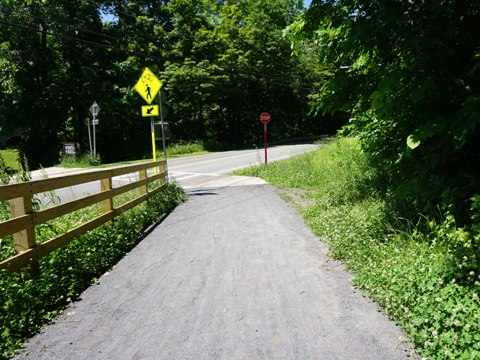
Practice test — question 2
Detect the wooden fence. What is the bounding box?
[0,160,167,273]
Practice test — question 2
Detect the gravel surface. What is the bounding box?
[14,176,417,359]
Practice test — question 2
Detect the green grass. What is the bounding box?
[165,141,209,157]
[237,137,480,360]
[0,149,20,172]
[55,141,212,168]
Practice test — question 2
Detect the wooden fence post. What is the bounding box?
[159,163,166,186]
[9,192,38,271]
[139,169,147,195]
[100,178,113,213]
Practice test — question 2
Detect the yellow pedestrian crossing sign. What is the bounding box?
[134,67,162,104]
[141,105,159,117]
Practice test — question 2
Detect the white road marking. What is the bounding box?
[170,171,220,182]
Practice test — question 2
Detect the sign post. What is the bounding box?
[89,101,100,157]
[158,91,168,182]
[159,91,167,162]
[260,112,271,165]
[85,118,93,156]
[134,67,163,170]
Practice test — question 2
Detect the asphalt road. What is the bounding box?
[13,176,417,360]
[168,144,318,188]
[30,144,318,204]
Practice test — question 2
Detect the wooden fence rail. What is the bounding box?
[0,160,167,273]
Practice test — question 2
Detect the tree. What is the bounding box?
[161,0,319,147]
[292,0,480,220]
[0,0,329,167]
[0,0,110,167]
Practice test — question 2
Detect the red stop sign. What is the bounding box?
[260,112,271,124]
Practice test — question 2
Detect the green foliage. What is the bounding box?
[244,138,480,359]
[0,154,11,186]
[159,0,326,147]
[57,154,102,168]
[0,183,185,359]
[237,138,376,204]
[0,0,113,168]
[292,0,480,222]
[0,150,20,173]
[165,140,206,156]
[0,0,336,168]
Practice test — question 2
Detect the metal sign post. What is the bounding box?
[264,123,268,165]
[159,91,168,182]
[159,92,167,161]
[85,118,93,156]
[150,118,157,169]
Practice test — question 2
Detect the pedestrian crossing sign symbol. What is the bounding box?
[141,105,159,117]
[134,67,163,104]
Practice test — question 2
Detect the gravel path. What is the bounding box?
[14,176,417,359]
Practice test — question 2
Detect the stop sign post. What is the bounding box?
[260,112,271,165]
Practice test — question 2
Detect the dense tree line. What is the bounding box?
[3,0,476,223]
[291,0,480,223]
[0,0,338,167]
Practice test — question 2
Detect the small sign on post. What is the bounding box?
[141,105,159,117]
[260,112,271,165]
[63,142,77,157]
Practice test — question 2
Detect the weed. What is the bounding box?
[58,154,102,168]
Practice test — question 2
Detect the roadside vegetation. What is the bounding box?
[0,161,186,359]
[1,1,479,358]
[0,0,335,170]
[237,138,479,359]
[0,150,20,173]
[55,140,228,168]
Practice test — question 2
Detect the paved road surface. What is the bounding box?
[14,176,417,360]
[168,144,318,188]
[29,144,318,205]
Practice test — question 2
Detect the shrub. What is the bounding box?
[57,154,102,168]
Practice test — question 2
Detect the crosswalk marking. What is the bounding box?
[170,171,218,182]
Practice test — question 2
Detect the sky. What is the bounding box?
[102,1,313,23]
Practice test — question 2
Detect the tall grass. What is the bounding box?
[164,140,230,157]
[57,154,102,167]
[238,137,480,360]
[165,141,206,156]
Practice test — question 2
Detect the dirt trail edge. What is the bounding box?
[14,176,418,360]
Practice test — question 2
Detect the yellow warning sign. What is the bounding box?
[134,67,163,104]
[141,105,159,117]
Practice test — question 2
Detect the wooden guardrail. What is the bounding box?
[0,160,167,273]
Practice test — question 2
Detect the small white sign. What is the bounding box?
[90,101,100,117]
